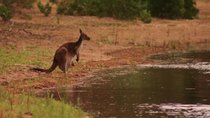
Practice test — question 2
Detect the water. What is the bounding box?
[149,50,210,64]
[38,50,210,118]
[44,67,210,118]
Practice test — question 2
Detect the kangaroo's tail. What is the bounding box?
[31,59,57,73]
[31,68,47,72]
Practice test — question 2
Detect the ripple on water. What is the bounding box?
[137,104,210,118]
[138,62,210,73]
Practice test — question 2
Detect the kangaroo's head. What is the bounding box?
[80,29,90,41]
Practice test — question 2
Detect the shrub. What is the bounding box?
[16,0,36,9]
[56,0,198,22]
[184,0,199,19]
[140,10,152,23]
[56,0,152,22]
[58,0,93,16]
[50,0,57,4]
[148,0,198,19]
[1,0,12,7]
[37,1,52,17]
[0,0,35,8]
[110,0,149,20]
[57,3,66,15]
[57,0,71,15]
[0,5,12,21]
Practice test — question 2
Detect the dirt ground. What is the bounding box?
[0,0,210,92]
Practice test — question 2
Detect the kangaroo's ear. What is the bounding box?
[79,29,82,34]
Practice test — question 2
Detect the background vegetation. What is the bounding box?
[0,0,35,9]
[37,0,52,16]
[57,0,150,20]
[0,0,35,21]
[148,0,199,19]
[57,0,198,22]
[0,0,198,22]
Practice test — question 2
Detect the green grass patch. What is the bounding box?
[0,87,85,118]
[0,48,53,74]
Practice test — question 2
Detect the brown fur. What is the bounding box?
[31,29,90,73]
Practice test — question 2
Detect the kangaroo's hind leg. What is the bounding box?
[64,57,73,74]
[58,58,71,74]
[57,55,67,73]
[64,61,69,74]
[59,62,68,74]
[56,47,69,74]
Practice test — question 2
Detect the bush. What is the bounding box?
[184,0,199,19]
[57,3,66,15]
[1,0,13,7]
[0,5,12,21]
[56,0,198,22]
[140,10,152,23]
[56,0,151,22]
[50,0,57,4]
[37,1,52,16]
[0,0,35,8]
[57,0,71,15]
[0,0,35,21]
[148,0,198,19]
[16,0,36,9]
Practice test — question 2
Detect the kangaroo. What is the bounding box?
[31,29,90,74]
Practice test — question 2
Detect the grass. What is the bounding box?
[0,87,85,118]
[0,48,87,118]
[20,14,32,20]
[97,35,117,45]
[0,48,53,74]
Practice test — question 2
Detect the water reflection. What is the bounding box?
[150,50,210,63]
[47,68,210,117]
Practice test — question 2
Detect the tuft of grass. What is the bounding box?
[0,87,85,118]
[20,13,32,20]
[167,40,180,50]
[97,36,115,45]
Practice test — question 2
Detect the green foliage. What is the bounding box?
[140,10,152,23]
[56,0,198,22]
[148,0,199,19]
[0,0,35,8]
[57,0,152,22]
[37,1,45,14]
[1,0,13,7]
[184,0,199,19]
[57,1,68,15]
[16,0,36,9]
[0,49,28,73]
[50,0,57,4]
[0,5,12,21]
[37,1,52,17]
[0,0,35,21]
